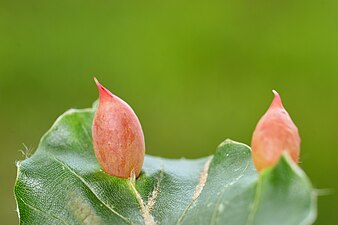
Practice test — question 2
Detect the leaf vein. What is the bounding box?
[176,158,212,225]
[245,172,263,225]
[210,160,250,225]
[128,173,156,225]
[18,196,70,225]
[146,160,164,213]
[49,155,132,225]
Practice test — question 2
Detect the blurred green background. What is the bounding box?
[1,0,337,224]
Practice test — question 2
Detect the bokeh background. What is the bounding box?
[1,0,337,224]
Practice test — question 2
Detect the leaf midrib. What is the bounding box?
[17,195,70,225]
[209,160,250,225]
[48,154,133,225]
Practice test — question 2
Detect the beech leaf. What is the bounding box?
[14,105,317,225]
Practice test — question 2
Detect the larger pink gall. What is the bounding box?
[92,78,145,178]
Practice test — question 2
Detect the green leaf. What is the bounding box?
[14,106,317,225]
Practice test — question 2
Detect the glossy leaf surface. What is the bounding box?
[14,106,316,225]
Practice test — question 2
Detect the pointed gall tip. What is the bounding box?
[94,77,100,87]
[270,89,283,109]
[94,77,105,91]
[93,77,112,100]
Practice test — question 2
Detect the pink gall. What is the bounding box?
[92,78,145,178]
[251,90,301,171]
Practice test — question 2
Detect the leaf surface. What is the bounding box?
[15,107,316,225]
